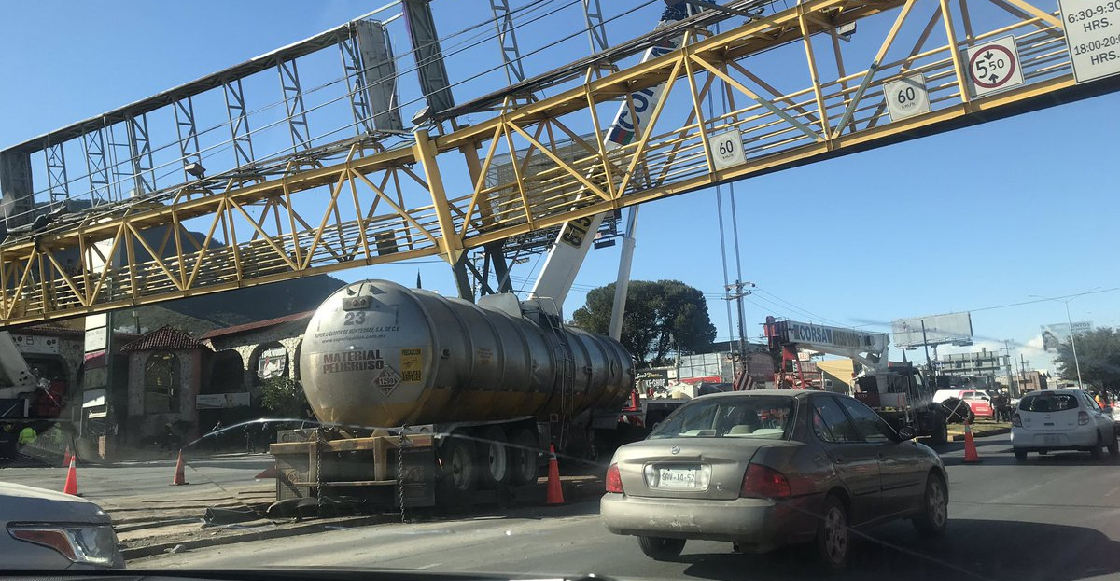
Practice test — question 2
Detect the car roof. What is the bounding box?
[1024,388,1085,395]
[698,389,816,399]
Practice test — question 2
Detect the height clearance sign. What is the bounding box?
[965,36,1024,97]
[1059,0,1120,83]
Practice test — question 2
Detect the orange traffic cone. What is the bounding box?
[62,457,78,496]
[546,445,565,505]
[171,449,189,486]
[62,445,71,467]
[963,419,981,463]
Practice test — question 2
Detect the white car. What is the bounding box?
[0,482,124,569]
[1011,389,1118,460]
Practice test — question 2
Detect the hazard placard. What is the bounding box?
[965,36,1025,97]
[1059,0,1120,84]
[884,74,931,122]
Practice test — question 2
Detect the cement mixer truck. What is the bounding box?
[268,280,635,510]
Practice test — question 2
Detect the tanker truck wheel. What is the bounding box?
[477,426,511,488]
[437,437,476,507]
[508,428,540,486]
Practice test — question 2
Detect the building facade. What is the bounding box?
[120,326,206,450]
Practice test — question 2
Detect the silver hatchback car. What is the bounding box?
[601,390,947,570]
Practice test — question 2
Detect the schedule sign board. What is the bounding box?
[1059,0,1120,83]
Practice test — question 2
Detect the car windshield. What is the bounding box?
[1019,393,1080,412]
[649,396,794,440]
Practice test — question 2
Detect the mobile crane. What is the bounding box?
[0,331,64,457]
[763,316,949,444]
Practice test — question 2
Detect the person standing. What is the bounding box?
[211,420,224,451]
[244,423,257,454]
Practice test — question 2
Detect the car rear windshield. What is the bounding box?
[649,396,794,440]
[1019,393,1079,412]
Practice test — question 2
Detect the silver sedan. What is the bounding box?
[601,389,947,570]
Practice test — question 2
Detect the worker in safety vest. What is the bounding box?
[18,426,36,446]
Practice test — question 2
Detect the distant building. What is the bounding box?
[1017,370,1049,393]
[119,326,206,448]
[197,311,315,431]
[938,348,1009,377]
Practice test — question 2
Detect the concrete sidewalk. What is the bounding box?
[117,474,605,561]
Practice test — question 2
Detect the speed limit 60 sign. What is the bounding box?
[883,74,930,122]
[707,128,746,171]
[965,36,1025,97]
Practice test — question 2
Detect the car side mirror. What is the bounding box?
[897,426,916,441]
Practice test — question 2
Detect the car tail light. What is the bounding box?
[1079,411,1090,426]
[740,463,791,499]
[606,463,623,493]
[1012,413,1022,427]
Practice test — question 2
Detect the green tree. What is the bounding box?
[259,377,309,418]
[572,280,716,366]
[1055,327,1120,389]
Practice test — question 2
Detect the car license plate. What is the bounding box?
[1043,434,1060,445]
[659,468,698,488]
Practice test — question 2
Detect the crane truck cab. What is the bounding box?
[852,362,948,444]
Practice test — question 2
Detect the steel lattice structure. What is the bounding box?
[0,0,1117,326]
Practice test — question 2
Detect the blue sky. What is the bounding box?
[2,0,1117,372]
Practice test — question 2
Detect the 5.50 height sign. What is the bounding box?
[965,36,1025,97]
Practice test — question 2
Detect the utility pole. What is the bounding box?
[724,280,754,357]
[920,320,935,383]
[1002,340,1017,397]
[1063,301,1085,389]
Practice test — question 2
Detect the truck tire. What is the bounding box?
[637,536,685,560]
[508,428,539,486]
[477,426,510,488]
[437,437,476,507]
[941,398,971,424]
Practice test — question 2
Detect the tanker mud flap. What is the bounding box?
[399,437,437,509]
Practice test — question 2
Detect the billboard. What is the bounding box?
[196,392,251,410]
[891,312,973,349]
[1041,321,1093,352]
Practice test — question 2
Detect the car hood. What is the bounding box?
[0,481,112,524]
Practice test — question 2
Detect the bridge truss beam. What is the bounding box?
[0,0,1113,326]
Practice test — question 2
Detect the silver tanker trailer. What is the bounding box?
[269,279,637,509]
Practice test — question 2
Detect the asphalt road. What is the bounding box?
[0,454,273,502]
[129,433,1120,581]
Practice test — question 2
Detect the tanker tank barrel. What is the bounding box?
[299,279,636,429]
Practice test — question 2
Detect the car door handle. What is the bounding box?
[833,457,846,464]
[877,453,886,460]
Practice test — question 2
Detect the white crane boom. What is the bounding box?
[527,3,702,320]
[763,317,890,374]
